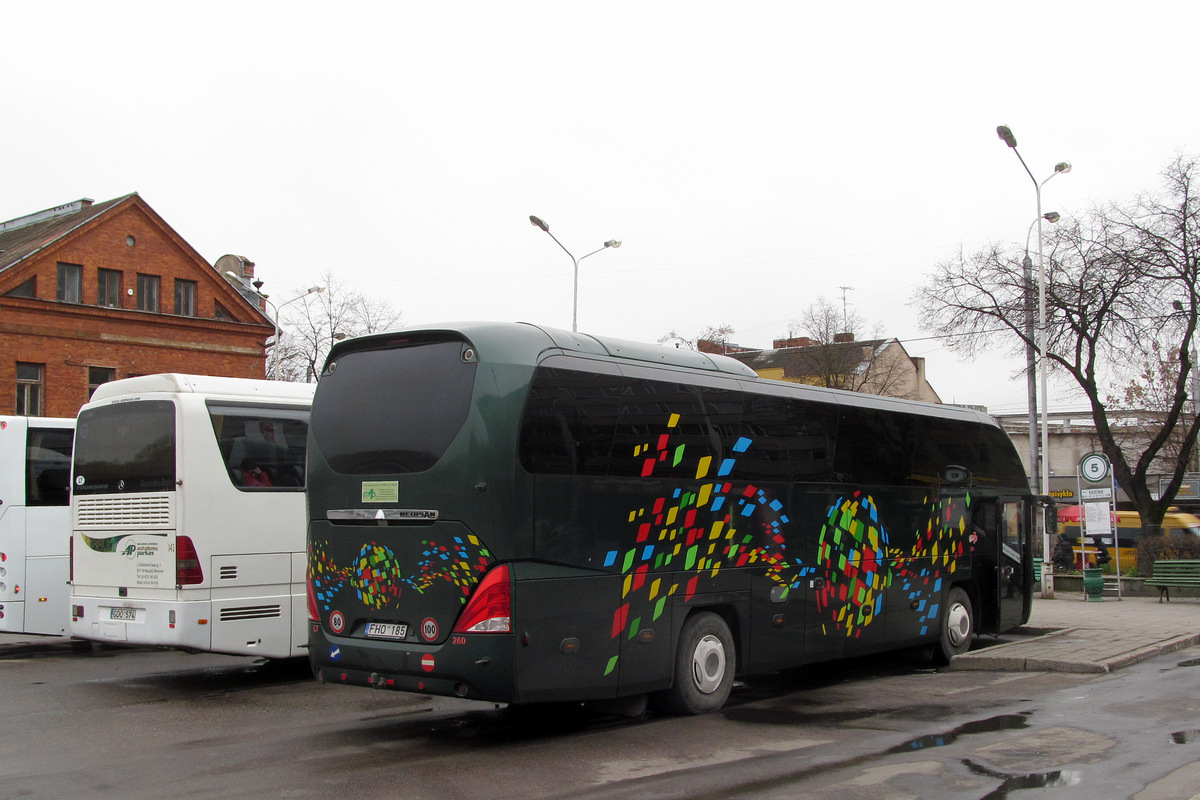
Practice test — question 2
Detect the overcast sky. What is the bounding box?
[6,2,1198,415]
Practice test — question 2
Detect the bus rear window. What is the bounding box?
[312,340,477,474]
[74,400,176,494]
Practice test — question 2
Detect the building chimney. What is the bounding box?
[833,332,854,344]
[772,336,818,349]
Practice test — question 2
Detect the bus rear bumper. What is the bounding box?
[68,595,212,651]
[309,624,519,703]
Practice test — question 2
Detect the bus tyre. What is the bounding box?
[934,586,973,665]
[662,611,735,715]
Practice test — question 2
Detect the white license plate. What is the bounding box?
[364,622,408,639]
[108,607,137,621]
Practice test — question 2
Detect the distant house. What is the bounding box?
[0,194,274,417]
[710,333,942,403]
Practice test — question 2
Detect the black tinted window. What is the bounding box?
[312,340,477,474]
[834,406,915,484]
[730,394,837,482]
[520,367,625,475]
[74,401,176,494]
[521,369,722,479]
[26,427,73,506]
[208,403,310,491]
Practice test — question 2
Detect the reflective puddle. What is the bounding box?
[885,712,1032,754]
[963,759,1083,798]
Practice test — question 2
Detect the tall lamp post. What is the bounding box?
[225,272,324,380]
[997,124,1071,598]
[1022,211,1061,495]
[529,215,620,332]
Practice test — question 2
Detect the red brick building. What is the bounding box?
[0,194,274,417]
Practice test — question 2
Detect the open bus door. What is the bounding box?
[973,497,1030,634]
[997,499,1030,631]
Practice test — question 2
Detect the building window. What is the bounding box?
[174,279,197,316]
[5,277,36,297]
[137,273,160,312]
[16,362,44,416]
[98,269,122,308]
[57,262,83,303]
[88,367,116,399]
[214,301,233,320]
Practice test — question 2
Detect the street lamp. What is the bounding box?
[997,124,1071,598]
[529,215,621,332]
[1022,211,1062,495]
[225,271,324,379]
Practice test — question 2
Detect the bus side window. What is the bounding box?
[519,367,622,476]
[610,379,716,479]
[26,427,74,506]
[208,405,310,491]
[834,407,914,485]
[731,394,836,482]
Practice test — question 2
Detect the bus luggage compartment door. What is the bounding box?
[513,569,621,704]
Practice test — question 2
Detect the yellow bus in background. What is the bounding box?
[1057,506,1200,569]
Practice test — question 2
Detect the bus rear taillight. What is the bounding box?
[452,564,511,633]
[176,536,204,585]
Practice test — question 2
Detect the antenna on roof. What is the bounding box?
[838,286,855,332]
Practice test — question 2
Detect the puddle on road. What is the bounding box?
[1170,729,1200,743]
[885,713,1032,754]
[1177,657,1200,668]
[963,758,1082,798]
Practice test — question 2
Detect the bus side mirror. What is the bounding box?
[1036,495,1058,534]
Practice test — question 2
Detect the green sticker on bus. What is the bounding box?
[361,481,399,502]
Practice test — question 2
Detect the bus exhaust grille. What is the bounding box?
[75,495,173,529]
[219,605,282,621]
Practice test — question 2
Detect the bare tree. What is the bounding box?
[788,296,868,343]
[1105,341,1194,474]
[783,298,919,397]
[658,324,735,351]
[915,156,1200,532]
[273,271,402,382]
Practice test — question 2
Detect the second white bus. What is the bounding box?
[69,374,314,659]
[0,415,75,636]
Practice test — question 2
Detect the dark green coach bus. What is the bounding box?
[306,322,1036,714]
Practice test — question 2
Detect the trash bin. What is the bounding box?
[1082,567,1104,601]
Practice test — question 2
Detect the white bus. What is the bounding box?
[0,416,75,636]
[69,374,314,659]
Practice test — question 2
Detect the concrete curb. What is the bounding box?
[948,629,1200,674]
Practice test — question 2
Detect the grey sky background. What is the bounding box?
[5,2,1197,415]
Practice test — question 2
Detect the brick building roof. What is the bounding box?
[0,196,132,273]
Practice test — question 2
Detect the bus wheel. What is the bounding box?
[662,611,735,715]
[933,586,973,665]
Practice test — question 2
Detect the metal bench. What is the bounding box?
[1144,559,1200,602]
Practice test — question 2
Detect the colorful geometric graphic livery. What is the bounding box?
[309,412,974,674]
[309,535,493,613]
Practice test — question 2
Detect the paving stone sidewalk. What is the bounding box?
[952,591,1200,673]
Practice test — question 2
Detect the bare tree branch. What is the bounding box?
[273,270,402,382]
[914,156,1200,531]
